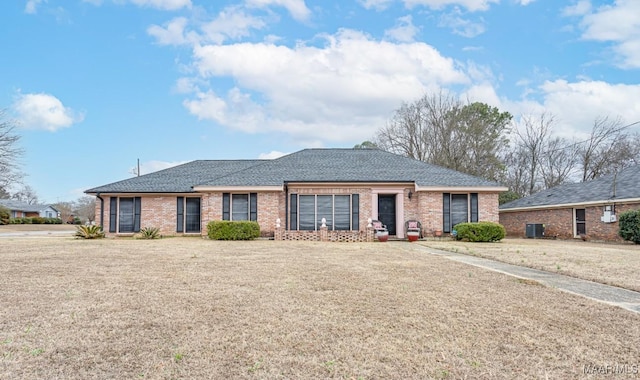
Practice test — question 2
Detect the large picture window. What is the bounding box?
[289,194,359,231]
[222,193,258,221]
[177,197,201,233]
[109,196,141,233]
[443,193,478,233]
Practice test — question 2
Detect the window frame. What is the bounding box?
[177,196,201,233]
[289,193,360,231]
[110,196,141,234]
[222,193,258,222]
[443,193,478,233]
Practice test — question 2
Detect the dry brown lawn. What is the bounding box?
[422,238,640,292]
[1,237,639,379]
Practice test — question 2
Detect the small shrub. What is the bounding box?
[207,221,260,240]
[31,216,45,224]
[454,221,506,242]
[618,209,640,244]
[21,217,32,224]
[9,218,21,224]
[0,206,10,225]
[137,227,161,239]
[75,225,105,239]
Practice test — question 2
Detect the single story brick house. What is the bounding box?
[499,164,640,241]
[85,149,507,240]
[0,199,59,219]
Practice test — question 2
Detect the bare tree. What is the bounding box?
[11,184,39,204]
[538,136,578,189]
[578,116,640,181]
[504,113,556,196]
[0,110,23,191]
[75,196,96,224]
[375,92,512,181]
[53,201,75,224]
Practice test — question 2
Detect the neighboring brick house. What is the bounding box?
[499,165,640,241]
[85,149,506,240]
[0,199,58,219]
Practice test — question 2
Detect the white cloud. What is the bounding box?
[403,0,499,12]
[438,8,486,37]
[130,160,188,176]
[244,0,311,22]
[200,7,267,44]
[147,7,267,46]
[258,151,288,159]
[185,28,468,142]
[25,0,45,14]
[516,0,535,5]
[12,92,84,131]
[384,15,420,42]
[129,0,191,10]
[83,0,191,10]
[183,90,228,125]
[358,0,394,11]
[147,17,191,46]
[562,0,591,16]
[500,80,640,139]
[573,0,640,68]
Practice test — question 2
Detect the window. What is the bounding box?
[289,194,359,231]
[109,196,141,233]
[177,197,201,233]
[222,193,257,221]
[443,193,478,233]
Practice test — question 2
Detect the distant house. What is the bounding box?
[499,165,640,241]
[85,149,507,240]
[0,199,59,219]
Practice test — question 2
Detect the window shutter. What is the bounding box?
[470,193,479,223]
[109,197,117,233]
[289,194,298,230]
[134,197,141,232]
[250,193,258,222]
[443,193,451,233]
[176,197,184,232]
[351,194,360,230]
[222,193,230,220]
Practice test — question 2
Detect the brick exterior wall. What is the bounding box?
[499,202,640,241]
[95,188,503,240]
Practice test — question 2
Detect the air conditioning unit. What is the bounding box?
[525,223,545,238]
[601,211,617,223]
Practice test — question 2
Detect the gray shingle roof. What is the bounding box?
[86,149,503,194]
[0,199,57,213]
[85,160,264,193]
[500,164,640,210]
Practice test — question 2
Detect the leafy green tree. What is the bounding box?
[353,141,378,149]
[499,191,520,205]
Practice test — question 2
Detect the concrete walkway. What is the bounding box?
[408,243,640,314]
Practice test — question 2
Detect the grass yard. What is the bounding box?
[422,238,640,292]
[1,237,639,379]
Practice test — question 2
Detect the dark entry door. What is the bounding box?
[575,208,586,236]
[378,195,397,235]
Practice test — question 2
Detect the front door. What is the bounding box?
[378,195,397,235]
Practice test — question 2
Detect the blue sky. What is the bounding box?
[1,0,639,203]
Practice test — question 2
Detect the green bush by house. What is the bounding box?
[207,221,260,240]
[8,217,61,224]
[454,221,506,242]
[618,209,640,244]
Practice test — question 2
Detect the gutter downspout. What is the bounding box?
[96,193,104,229]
